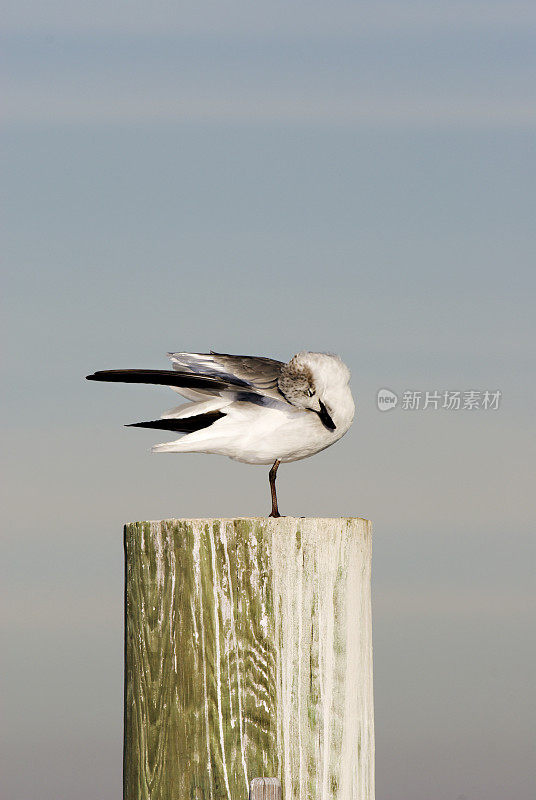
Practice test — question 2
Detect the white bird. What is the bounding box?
[86,350,355,517]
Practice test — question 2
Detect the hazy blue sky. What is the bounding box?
[2,2,535,799]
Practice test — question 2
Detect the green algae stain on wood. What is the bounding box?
[124,518,374,800]
[124,519,279,800]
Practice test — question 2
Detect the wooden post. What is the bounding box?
[124,518,374,800]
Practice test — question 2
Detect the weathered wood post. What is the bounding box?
[124,518,374,800]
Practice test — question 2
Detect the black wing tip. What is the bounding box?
[84,369,233,391]
[125,412,225,434]
[86,370,121,381]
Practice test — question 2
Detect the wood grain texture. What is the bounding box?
[124,518,374,800]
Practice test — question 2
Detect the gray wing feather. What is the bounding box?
[168,351,285,400]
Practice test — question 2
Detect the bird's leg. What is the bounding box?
[268,459,281,518]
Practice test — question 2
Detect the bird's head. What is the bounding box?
[278,352,353,431]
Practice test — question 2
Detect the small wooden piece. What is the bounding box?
[249,777,282,800]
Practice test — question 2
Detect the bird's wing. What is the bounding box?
[86,354,287,406]
[167,351,285,400]
[86,353,288,425]
[86,369,240,395]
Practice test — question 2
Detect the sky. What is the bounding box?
[2,2,535,799]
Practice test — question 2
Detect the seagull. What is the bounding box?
[86,351,355,517]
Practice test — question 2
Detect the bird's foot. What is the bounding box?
[268,511,281,518]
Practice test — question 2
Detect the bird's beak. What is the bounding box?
[318,400,336,431]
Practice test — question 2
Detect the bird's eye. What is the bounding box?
[306,388,315,397]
